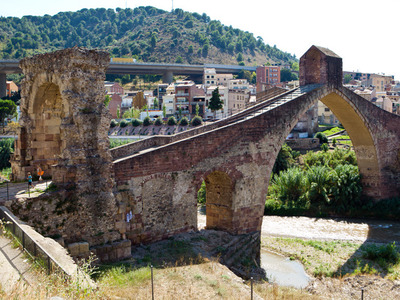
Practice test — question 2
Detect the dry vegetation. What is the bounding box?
[3,226,400,299]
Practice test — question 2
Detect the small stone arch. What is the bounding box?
[204,170,234,231]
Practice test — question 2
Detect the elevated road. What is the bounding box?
[0,59,256,96]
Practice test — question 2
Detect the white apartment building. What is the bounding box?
[205,86,228,119]
[162,84,176,117]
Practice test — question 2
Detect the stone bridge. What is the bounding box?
[112,46,400,245]
[10,46,400,259]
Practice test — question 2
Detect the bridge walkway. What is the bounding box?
[112,84,322,163]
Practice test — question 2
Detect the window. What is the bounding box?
[324,108,330,112]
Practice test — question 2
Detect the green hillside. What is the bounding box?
[0,6,296,66]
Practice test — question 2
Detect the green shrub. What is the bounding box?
[109,139,133,149]
[329,164,362,213]
[119,119,128,128]
[131,118,142,127]
[0,138,14,170]
[271,167,308,208]
[154,117,163,126]
[191,116,203,126]
[320,143,329,152]
[110,119,118,128]
[179,117,189,126]
[314,132,328,144]
[197,181,206,204]
[273,144,296,175]
[143,116,152,126]
[361,242,399,267]
[167,116,177,125]
[305,165,333,204]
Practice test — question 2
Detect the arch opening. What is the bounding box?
[29,82,67,176]
[204,171,234,232]
[265,88,381,216]
[319,91,379,197]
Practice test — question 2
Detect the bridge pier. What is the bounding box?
[0,73,6,98]
[162,71,173,84]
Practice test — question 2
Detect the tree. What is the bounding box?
[175,56,184,63]
[208,87,223,119]
[344,74,352,84]
[195,104,200,116]
[0,100,17,127]
[162,104,166,118]
[280,68,298,82]
[116,105,120,119]
[104,94,111,107]
[314,132,328,144]
[0,138,14,170]
[153,98,159,109]
[178,105,182,119]
[202,44,209,58]
[123,107,140,119]
[132,91,147,109]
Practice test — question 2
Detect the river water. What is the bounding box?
[197,210,400,288]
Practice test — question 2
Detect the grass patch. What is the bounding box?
[321,126,344,136]
[109,138,137,149]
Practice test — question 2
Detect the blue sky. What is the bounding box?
[2,0,399,80]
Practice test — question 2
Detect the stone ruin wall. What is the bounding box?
[9,48,130,261]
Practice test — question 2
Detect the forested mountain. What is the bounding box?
[0,6,296,66]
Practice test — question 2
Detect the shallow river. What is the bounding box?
[198,211,400,243]
[198,211,400,288]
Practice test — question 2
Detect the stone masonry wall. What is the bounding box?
[114,85,400,246]
[10,48,127,254]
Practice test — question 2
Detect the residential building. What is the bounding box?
[256,66,281,93]
[108,93,123,119]
[317,102,339,125]
[386,90,400,102]
[228,79,249,90]
[105,81,124,119]
[162,84,176,117]
[205,86,228,119]
[374,96,393,112]
[6,81,18,98]
[104,81,124,94]
[228,89,250,115]
[371,74,394,92]
[175,81,205,119]
[204,68,217,87]
[157,83,169,108]
[216,73,234,86]
[353,87,376,101]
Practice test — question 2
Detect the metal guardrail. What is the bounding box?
[0,206,69,276]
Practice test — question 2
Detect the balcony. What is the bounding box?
[176,101,189,105]
[176,93,189,97]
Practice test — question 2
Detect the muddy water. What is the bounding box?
[261,250,310,288]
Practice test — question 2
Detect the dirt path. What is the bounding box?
[0,235,37,294]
